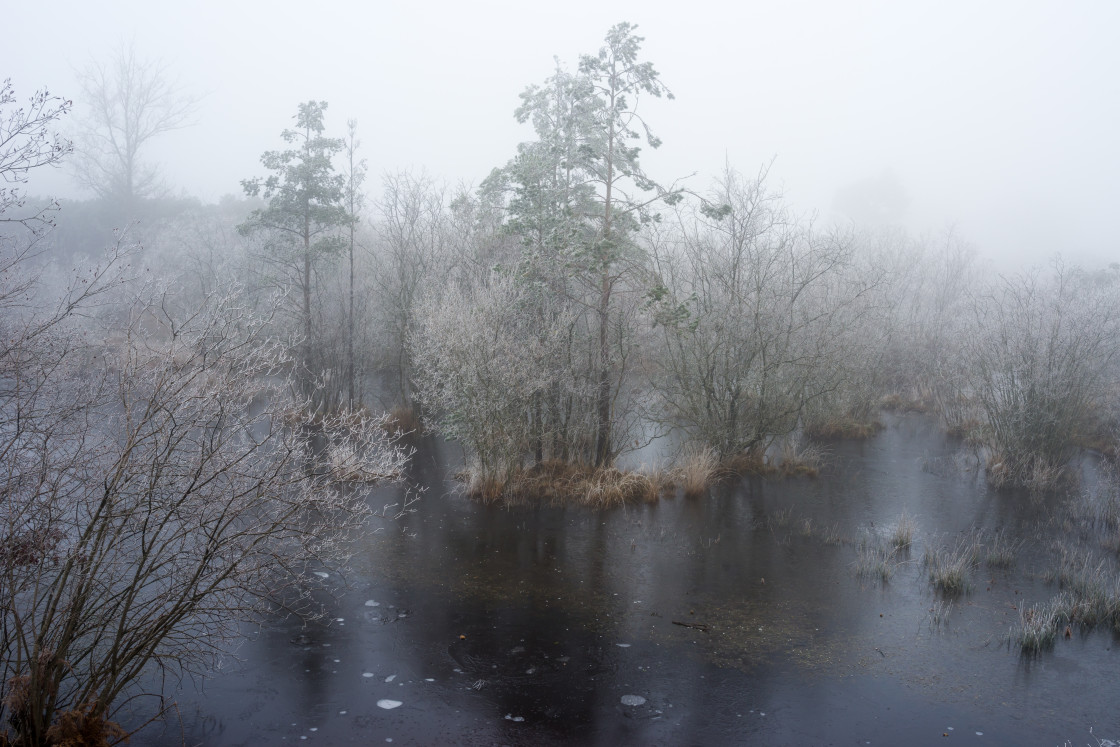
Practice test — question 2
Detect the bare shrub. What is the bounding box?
[963,262,1120,488]
[648,165,879,461]
[0,279,409,742]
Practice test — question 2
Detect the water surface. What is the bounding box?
[143,413,1120,745]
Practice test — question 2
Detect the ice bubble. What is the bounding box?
[616,643,631,648]
[620,695,646,706]
[385,674,396,682]
[362,672,374,678]
[377,700,402,710]
[364,600,380,607]
[313,572,329,579]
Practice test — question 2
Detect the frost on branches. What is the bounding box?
[0,81,411,745]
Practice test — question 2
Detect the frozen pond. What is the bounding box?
[141,413,1119,745]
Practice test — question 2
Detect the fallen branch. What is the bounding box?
[672,620,710,633]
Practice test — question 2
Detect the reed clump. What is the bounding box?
[890,512,915,553]
[459,460,670,506]
[676,444,720,498]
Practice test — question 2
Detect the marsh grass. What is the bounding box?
[1015,548,1120,651]
[927,599,954,631]
[890,513,915,553]
[804,418,883,441]
[777,436,824,477]
[983,529,1023,569]
[1016,600,1058,653]
[924,536,979,596]
[1045,550,1120,630]
[945,418,985,444]
[721,437,823,479]
[880,391,934,414]
[676,444,720,498]
[384,403,423,435]
[855,536,901,582]
[459,460,671,506]
[767,507,795,531]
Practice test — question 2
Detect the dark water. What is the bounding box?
[142,414,1120,745]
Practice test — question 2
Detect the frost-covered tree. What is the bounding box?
[579,21,679,465]
[1,87,409,744]
[342,119,366,409]
[479,22,679,467]
[369,169,452,408]
[963,262,1120,487]
[411,272,581,486]
[0,80,71,239]
[240,101,349,398]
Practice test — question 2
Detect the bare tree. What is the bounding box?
[72,42,198,210]
[343,120,366,409]
[649,165,876,459]
[370,169,451,407]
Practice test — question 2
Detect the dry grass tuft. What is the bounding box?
[804,418,883,441]
[1015,600,1058,653]
[776,437,823,478]
[457,460,670,507]
[855,538,900,582]
[720,440,822,479]
[890,512,915,552]
[676,444,719,498]
[721,450,771,476]
[881,392,933,414]
[384,403,423,435]
[924,536,979,596]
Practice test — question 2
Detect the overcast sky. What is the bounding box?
[7,0,1118,267]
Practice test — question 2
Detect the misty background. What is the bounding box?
[7,0,1118,269]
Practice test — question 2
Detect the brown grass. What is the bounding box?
[45,703,129,746]
[721,450,771,476]
[676,444,719,498]
[719,444,821,478]
[804,418,883,441]
[459,460,670,506]
[383,403,423,435]
[880,392,933,414]
[776,437,823,477]
[945,418,984,443]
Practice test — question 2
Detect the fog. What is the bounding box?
[7,0,1119,267]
